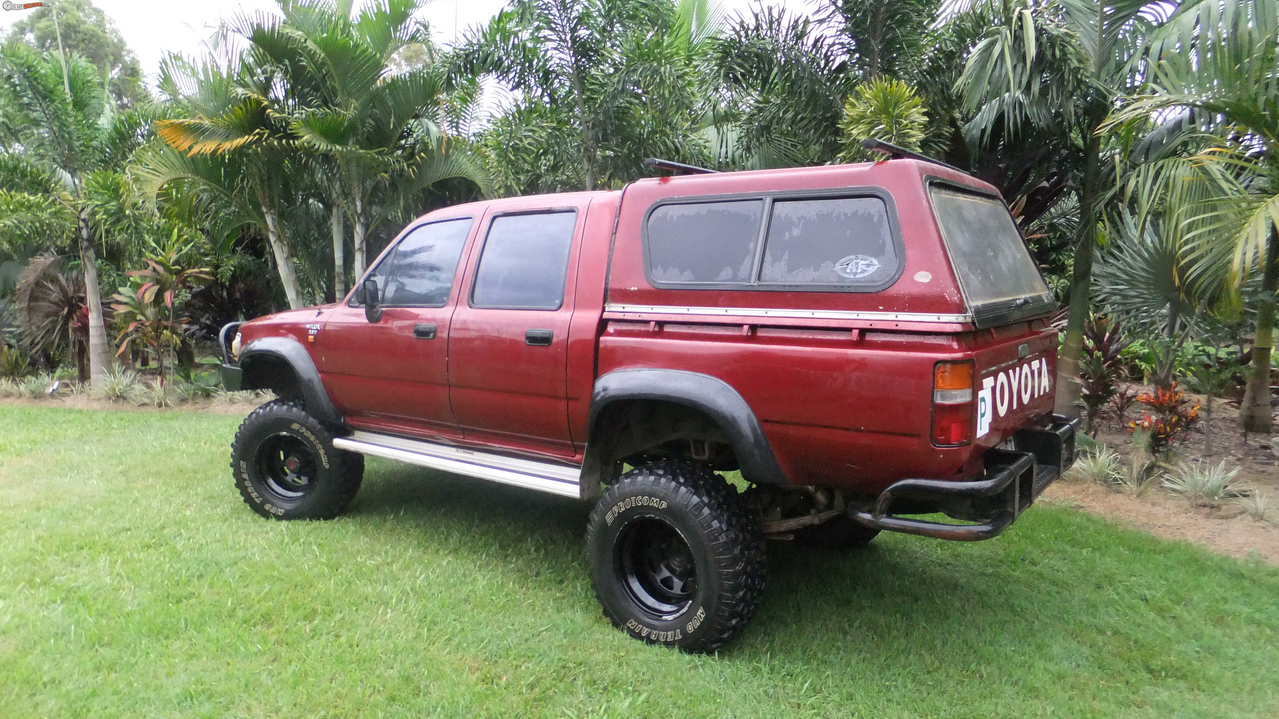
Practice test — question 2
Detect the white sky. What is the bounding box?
[1,0,804,84]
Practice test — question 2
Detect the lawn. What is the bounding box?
[1,406,1277,718]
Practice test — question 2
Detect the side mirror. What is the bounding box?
[363,278,383,323]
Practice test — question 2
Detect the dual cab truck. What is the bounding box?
[220,151,1076,651]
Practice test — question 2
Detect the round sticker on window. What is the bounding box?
[834,255,880,279]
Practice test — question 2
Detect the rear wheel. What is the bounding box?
[586,460,765,652]
[230,399,363,520]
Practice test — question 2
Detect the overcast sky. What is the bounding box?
[1,0,798,84]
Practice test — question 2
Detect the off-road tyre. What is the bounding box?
[794,514,880,550]
[586,460,765,652]
[230,399,364,520]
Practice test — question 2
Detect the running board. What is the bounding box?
[332,431,582,499]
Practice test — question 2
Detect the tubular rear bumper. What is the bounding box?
[849,416,1079,541]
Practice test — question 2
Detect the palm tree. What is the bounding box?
[1107,0,1279,431]
[0,43,150,386]
[452,0,708,190]
[271,0,490,280]
[707,6,848,168]
[954,0,1173,418]
[148,53,310,309]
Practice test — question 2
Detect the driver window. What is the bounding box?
[365,218,473,307]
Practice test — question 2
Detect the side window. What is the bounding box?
[646,200,763,283]
[375,218,473,307]
[760,197,898,287]
[643,194,900,290]
[471,211,577,310]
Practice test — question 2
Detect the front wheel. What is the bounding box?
[585,460,765,652]
[230,399,364,520]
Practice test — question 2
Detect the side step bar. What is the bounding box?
[332,431,582,499]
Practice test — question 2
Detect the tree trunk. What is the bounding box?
[78,208,112,387]
[1157,301,1180,389]
[569,64,594,191]
[258,198,304,310]
[1054,119,1104,418]
[331,204,346,300]
[1240,224,1279,433]
[352,194,367,281]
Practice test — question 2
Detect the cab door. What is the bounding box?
[317,217,475,440]
[447,206,583,457]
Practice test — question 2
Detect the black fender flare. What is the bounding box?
[584,368,789,493]
[239,337,344,426]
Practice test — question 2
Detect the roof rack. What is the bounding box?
[860,139,963,173]
[643,158,717,176]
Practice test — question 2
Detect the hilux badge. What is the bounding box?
[834,255,880,279]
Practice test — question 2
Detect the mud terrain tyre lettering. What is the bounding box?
[230,399,364,520]
[585,460,765,653]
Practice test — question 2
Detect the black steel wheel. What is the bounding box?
[586,460,765,652]
[617,517,698,617]
[230,399,363,520]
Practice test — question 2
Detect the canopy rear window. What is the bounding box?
[644,192,901,291]
[929,186,1053,322]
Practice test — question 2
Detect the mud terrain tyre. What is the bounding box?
[230,399,364,520]
[794,515,880,550]
[586,460,765,652]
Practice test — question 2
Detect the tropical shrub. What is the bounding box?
[111,236,211,389]
[1236,490,1273,522]
[1066,447,1123,486]
[1163,461,1244,505]
[91,367,141,402]
[1079,315,1129,435]
[1128,382,1201,455]
[0,345,31,378]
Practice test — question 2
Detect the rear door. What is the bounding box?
[447,205,584,458]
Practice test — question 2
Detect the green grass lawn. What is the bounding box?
[1,406,1277,718]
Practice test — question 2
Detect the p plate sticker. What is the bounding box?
[834,255,880,279]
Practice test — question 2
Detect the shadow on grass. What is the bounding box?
[347,460,1279,694]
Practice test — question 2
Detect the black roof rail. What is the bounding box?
[643,158,717,175]
[860,139,963,173]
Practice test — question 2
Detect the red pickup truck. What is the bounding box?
[220,153,1076,651]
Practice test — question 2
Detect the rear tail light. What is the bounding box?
[932,361,974,447]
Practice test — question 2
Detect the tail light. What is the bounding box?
[932,361,974,447]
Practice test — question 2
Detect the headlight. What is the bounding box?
[231,332,243,361]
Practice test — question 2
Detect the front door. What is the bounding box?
[318,217,475,440]
[448,208,582,457]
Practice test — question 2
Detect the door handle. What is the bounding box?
[413,323,437,340]
[525,329,553,346]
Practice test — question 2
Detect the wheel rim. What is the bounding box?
[616,517,698,619]
[256,433,318,501]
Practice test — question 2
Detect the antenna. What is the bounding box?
[643,158,717,176]
[860,139,962,173]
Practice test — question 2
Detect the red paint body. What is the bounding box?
[236,160,1059,496]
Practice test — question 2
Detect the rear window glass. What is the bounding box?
[647,200,763,283]
[760,197,897,286]
[929,187,1050,306]
[471,211,577,310]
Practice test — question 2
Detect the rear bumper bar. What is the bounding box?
[849,416,1079,541]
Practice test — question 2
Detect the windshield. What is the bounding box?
[930,187,1052,315]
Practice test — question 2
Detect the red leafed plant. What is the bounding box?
[1127,382,1201,454]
